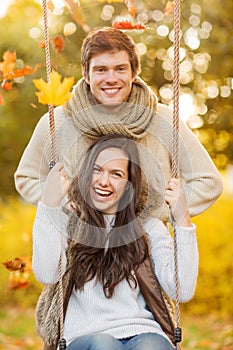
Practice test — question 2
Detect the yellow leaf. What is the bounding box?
[33,70,74,106]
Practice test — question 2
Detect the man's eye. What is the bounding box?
[96,67,105,72]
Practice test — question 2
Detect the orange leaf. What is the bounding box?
[125,0,136,17]
[8,272,30,290]
[0,50,16,77]
[1,79,13,91]
[51,35,65,55]
[3,257,26,272]
[112,19,145,30]
[5,64,41,80]
[47,0,55,11]
[39,40,46,49]
[64,0,84,27]
[164,1,174,15]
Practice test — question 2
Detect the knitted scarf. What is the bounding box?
[66,76,158,140]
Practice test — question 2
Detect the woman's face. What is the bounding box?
[90,147,129,214]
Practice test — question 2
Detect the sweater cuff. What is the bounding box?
[175,223,196,244]
[37,201,68,236]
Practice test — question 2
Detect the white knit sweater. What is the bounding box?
[15,102,222,221]
[32,202,198,346]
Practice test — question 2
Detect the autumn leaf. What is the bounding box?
[125,0,136,17]
[1,79,13,91]
[64,0,84,27]
[0,50,16,77]
[164,0,174,15]
[3,257,26,273]
[8,271,30,290]
[47,0,55,11]
[112,18,146,30]
[51,35,65,55]
[33,70,74,106]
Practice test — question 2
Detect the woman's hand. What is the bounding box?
[41,162,70,207]
[165,178,192,227]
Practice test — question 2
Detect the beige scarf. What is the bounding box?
[66,76,158,140]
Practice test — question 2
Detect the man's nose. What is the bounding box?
[105,70,118,83]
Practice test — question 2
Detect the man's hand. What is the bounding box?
[41,162,70,207]
[165,178,192,227]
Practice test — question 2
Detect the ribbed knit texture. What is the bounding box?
[33,203,198,347]
[66,77,157,140]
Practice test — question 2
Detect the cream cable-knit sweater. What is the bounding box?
[32,202,198,347]
[15,102,222,222]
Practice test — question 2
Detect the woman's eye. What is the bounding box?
[93,167,100,173]
[112,172,122,178]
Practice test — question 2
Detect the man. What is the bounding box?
[14,27,222,221]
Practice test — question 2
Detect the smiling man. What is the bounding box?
[14,27,222,222]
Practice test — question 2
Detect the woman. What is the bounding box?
[32,134,198,350]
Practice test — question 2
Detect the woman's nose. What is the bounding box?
[98,171,110,186]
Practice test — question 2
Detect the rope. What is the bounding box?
[42,1,66,349]
[42,0,57,168]
[172,0,182,349]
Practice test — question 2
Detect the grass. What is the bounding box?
[0,306,232,350]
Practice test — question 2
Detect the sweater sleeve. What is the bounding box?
[155,104,223,217]
[14,106,68,206]
[32,202,69,285]
[144,217,199,302]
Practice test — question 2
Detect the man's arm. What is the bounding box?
[14,111,53,206]
[156,104,223,217]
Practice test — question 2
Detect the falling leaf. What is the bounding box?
[64,0,84,27]
[125,0,136,17]
[1,79,13,91]
[39,40,46,49]
[164,0,174,15]
[47,0,55,11]
[8,271,30,290]
[112,18,146,30]
[5,64,41,80]
[3,257,26,273]
[0,50,16,77]
[51,35,65,55]
[33,69,74,106]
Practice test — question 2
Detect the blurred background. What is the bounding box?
[0,0,232,349]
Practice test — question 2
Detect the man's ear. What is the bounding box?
[82,68,90,84]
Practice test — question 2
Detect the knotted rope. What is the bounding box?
[42,1,66,349]
[172,0,182,348]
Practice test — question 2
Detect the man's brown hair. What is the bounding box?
[81,27,141,79]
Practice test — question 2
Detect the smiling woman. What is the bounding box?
[32,133,198,350]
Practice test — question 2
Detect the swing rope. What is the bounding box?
[42,1,66,349]
[41,1,182,349]
[172,0,182,348]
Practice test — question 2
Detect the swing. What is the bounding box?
[41,1,182,349]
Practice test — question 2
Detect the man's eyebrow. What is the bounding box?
[92,63,130,69]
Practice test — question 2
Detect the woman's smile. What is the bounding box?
[90,147,129,214]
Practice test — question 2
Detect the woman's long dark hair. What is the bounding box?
[66,134,149,298]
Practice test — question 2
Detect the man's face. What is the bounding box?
[83,50,135,105]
